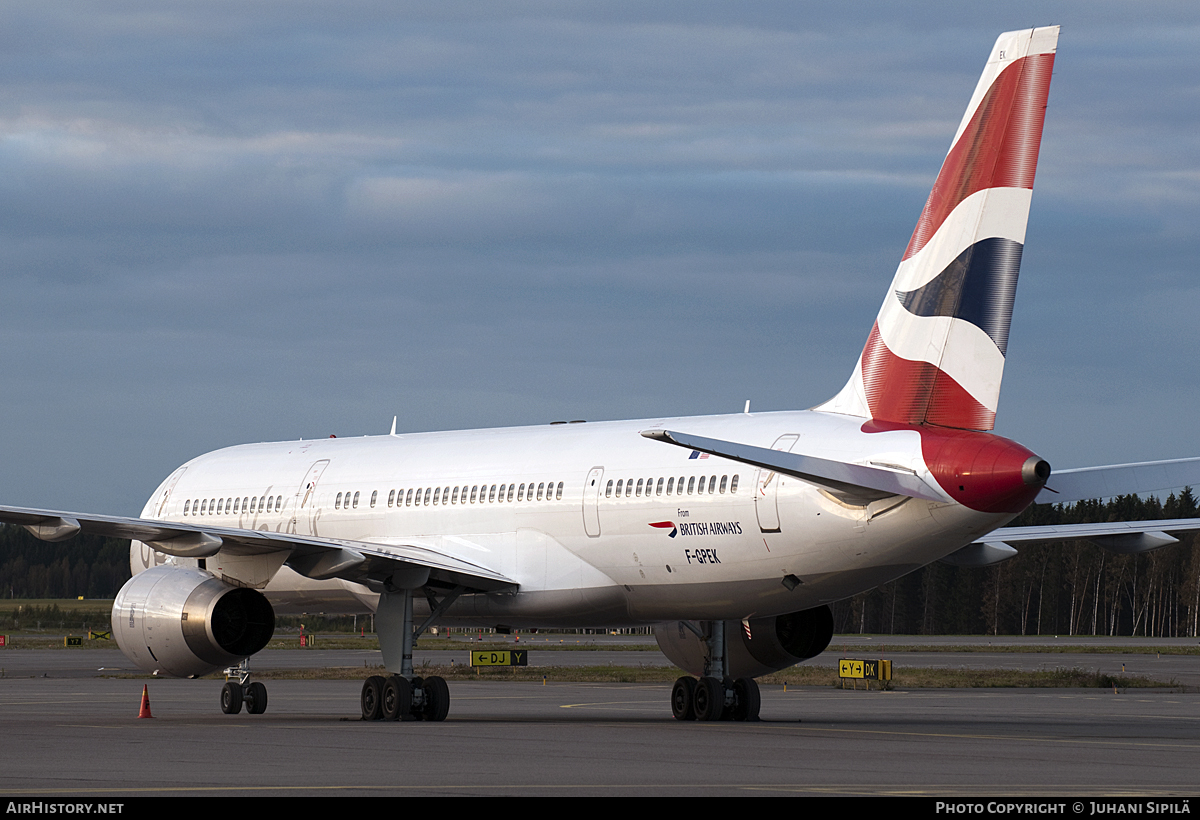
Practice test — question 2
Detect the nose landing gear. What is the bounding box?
[221,660,268,715]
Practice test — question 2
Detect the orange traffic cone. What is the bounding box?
[138,684,154,719]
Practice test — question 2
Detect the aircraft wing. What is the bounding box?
[1035,456,1200,505]
[0,505,516,593]
[641,429,945,502]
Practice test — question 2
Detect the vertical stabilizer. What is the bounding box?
[818,27,1058,430]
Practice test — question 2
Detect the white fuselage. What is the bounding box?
[132,409,1015,627]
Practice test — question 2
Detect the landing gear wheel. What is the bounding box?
[422,676,450,722]
[671,676,696,721]
[245,681,268,715]
[408,677,425,721]
[693,676,725,722]
[221,681,243,714]
[361,675,385,720]
[382,675,412,722]
[732,677,760,722]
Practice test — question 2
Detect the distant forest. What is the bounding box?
[2,490,1199,636]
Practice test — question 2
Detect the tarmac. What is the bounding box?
[0,637,1198,796]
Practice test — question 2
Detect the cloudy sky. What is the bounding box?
[2,1,1199,515]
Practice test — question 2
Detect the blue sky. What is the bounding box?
[2,2,1199,514]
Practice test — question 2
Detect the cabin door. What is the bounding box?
[583,466,604,537]
[291,459,330,535]
[755,434,799,533]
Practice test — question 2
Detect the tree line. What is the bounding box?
[2,489,1199,636]
[830,489,1200,637]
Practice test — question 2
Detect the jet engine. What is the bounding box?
[654,605,834,679]
[112,565,275,678]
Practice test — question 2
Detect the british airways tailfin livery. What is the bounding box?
[6,26,1200,723]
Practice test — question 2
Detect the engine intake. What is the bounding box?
[112,566,275,678]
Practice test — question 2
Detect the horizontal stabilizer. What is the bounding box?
[979,518,1200,554]
[1036,456,1200,505]
[939,541,1018,567]
[640,429,944,503]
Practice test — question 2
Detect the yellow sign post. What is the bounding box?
[838,658,892,690]
[470,649,528,667]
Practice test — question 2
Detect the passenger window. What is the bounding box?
[498,484,506,503]
[720,475,728,493]
[422,488,430,505]
[636,479,643,496]
[433,487,441,505]
[556,482,563,500]
[388,490,395,507]
[371,490,378,508]
[507,484,515,502]
[184,500,191,515]
[731,475,739,493]
[625,479,633,498]
[352,491,360,509]
[708,476,716,493]
[666,477,674,495]
[470,485,478,503]
[687,477,695,494]
[452,486,459,504]
[489,484,497,502]
[615,479,623,497]
[656,477,664,496]
[605,480,613,498]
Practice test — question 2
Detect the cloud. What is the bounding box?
[1,2,1198,512]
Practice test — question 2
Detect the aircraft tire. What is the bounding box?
[221,681,243,714]
[361,675,385,720]
[245,681,268,715]
[382,675,412,722]
[671,676,696,721]
[693,676,725,721]
[409,677,425,720]
[732,677,760,722]
[423,676,450,722]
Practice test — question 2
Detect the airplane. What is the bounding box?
[5,25,1200,723]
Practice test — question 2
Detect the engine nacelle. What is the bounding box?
[112,565,275,678]
[654,606,834,679]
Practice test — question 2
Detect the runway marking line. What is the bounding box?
[777,724,1200,750]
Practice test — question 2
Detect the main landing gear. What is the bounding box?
[360,674,450,721]
[360,580,464,723]
[221,659,268,715]
[669,619,761,722]
[670,675,760,721]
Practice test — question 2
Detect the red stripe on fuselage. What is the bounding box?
[859,322,995,431]
[904,52,1055,261]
